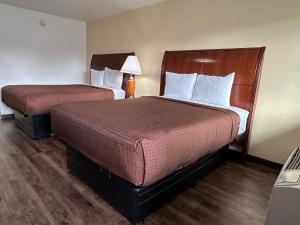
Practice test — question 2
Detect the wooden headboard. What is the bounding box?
[91,52,135,98]
[160,47,265,154]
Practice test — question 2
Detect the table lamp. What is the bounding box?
[121,56,142,98]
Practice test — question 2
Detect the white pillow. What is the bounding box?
[91,69,105,87]
[103,67,123,89]
[164,72,197,100]
[192,73,235,107]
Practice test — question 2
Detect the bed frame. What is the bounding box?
[66,47,265,224]
[13,52,135,139]
[14,111,52,139]
[68,144,228,224]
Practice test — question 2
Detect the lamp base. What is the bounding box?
[128,74,135,98]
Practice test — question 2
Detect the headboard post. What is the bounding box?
[244,47,265,154]
[160,47,266,154]
[90,52,135,98]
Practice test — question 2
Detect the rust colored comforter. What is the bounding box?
[1,85,113,116]
[51,97,240,187]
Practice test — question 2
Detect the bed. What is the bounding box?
[51,47,265,224]
[1,52,134,139]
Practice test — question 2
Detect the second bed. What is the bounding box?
[1,52,134,139]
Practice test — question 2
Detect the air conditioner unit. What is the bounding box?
[266,147,300,225]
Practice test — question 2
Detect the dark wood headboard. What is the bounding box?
[160,47,265,154]
[90,52,135,98]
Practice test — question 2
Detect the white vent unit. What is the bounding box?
[266,148,300,225]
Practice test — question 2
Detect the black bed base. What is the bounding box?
[67,145,229,224]
[14,111,52,139]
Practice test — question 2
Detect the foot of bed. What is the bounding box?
[66,144,228,224]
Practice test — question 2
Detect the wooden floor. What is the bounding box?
[0,119,279,225]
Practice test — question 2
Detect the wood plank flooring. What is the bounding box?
[0,119,279,225]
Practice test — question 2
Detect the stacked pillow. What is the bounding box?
[164,72,197,100]
[91,67,123,89]
[91,69,105,87]
[164,72,235,107]
[192,73,235,107]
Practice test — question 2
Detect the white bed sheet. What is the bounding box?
[161,96,249,135]
[89,84,125,100]
[105,87,126,100]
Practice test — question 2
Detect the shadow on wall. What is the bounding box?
[251,126,300,164]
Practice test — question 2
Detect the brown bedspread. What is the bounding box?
[51,97,240,187]
[1,85,114,116]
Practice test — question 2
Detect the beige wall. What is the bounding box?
[87,0,300,164]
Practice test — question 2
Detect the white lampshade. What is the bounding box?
[120,56,142,75]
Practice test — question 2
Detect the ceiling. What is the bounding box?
[0,0,163,21]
